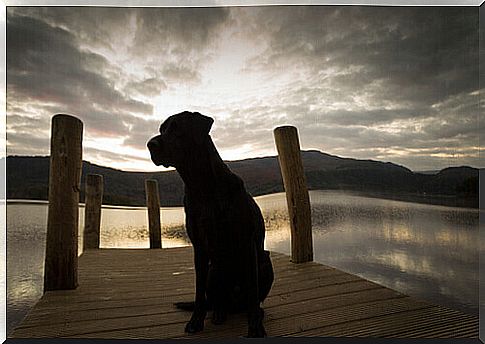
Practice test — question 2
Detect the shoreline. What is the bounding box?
[5,188,479,210]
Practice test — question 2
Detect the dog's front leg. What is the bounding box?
[186,247,209,333]
[246,243,266,337]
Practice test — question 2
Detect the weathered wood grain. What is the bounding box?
[274,126,313,263]
[44,114,83,291]
[9,247,478,339]
[145,179,162,249]
[83,174,103,250]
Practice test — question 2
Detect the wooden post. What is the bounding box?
[145,179,162,249]
[274,126,313,263]
[44,114,83,291]
[83,174,103,250]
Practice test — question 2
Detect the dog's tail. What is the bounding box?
[174,301,215,311]
[174,301,196,311]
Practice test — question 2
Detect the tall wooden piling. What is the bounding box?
[83,174,103,250]
[274,126,313,263]
[44,114,83,291]
[145,179,162,249]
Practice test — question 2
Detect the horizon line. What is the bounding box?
[3,150,482,174]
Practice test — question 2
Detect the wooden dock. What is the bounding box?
[9,247,478,339]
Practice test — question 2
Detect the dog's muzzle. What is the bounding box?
[147,137,160,152]
[147,136,165,166]
[147,135,175,168]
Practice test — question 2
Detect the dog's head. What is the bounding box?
[147,111,214,168]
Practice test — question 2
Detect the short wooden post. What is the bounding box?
[83,174,103,250]
[274,126,313,263]
[44,114,83,291]
[145,179,162,249]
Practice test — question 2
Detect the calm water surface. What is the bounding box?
[6,191,481,335]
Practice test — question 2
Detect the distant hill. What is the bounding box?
[5,151,479,208]
[414,170,440,175]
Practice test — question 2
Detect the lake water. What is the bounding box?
[5,190,481,335]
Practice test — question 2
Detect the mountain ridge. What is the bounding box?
[5,151,479,208]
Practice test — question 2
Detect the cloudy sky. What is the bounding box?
[6,6,482,172]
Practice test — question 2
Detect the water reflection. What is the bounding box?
[262,191,480,316]
[0,203,5,341]
[7,203,47,336]
[5,190,480,335]
[98,207,187,249]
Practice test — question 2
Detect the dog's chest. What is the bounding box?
[185,195,245,251]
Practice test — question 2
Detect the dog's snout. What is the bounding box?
[147,137,160,150]
[147,135,169,167]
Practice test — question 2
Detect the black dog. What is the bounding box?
[147,111,274,337]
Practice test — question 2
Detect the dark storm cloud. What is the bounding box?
[242,6,479,111]
[6,13,153,142]
[233,6,480,170]
[247,7,478,103]
[10,7,230,84]
[6,15,151,116]
[8,7,133,50]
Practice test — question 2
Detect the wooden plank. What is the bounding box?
[33,271,361,308]
[297,306,478,338]
[9,247,479,339]
[174,297,432,339]
[17,279,379,328]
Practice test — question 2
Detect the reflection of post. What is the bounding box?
[44,114,83,291]
[145,179,162,249]
[84,174,103,250]
[273,126,313,263]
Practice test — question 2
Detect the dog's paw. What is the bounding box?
[247,307,266,337]
[247,324,267,338]
[174,301,196,311]
[185,319,204,334]
[185,311,206,334]
[211,309,227,325]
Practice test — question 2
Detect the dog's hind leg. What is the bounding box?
[258,250,274,302]
[245,242,266,338]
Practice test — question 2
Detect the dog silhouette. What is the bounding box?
[147,111,274,337]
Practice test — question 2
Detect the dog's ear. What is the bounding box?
[191,112,214,144]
